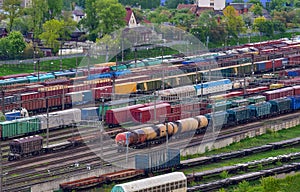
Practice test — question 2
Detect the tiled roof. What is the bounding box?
[125,7,133,23]
[72,9,84,16]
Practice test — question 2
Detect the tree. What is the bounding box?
[253,16,274,37]
[79,0,99,41]
[248,0,263,7]
[39,19,64,54]
[223,6,245,39]
[95,0,126,36]
[250,3,263,16]
[147,7,171,24]
[165,0,186,9]
[6,31,27,59]
[3,0,23,32]
[46,0,63,20]
[26,0,49,37]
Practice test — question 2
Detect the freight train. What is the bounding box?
[114,85,300,150]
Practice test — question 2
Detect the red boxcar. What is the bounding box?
[21,99,46,111]
[92,86,113,100]
[293,85,300,95]
[105,104,145,126]
[132,103,171,123]
[279,87,294,98]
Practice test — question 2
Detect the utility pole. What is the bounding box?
[46,97,49,147]
[0,86,3,192]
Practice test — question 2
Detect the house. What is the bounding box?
[72,7,85,22]
[229,3,253,15]
[125,7,138,28]
[226,0,271,8]
[195,0,226,10]
[0,28,8,38]
[177,4,214,16]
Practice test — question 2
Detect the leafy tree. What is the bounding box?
[11,17,29,34]
[6,31,27,59]
[96,0,126,36]
[223,6,245,39]
[269,0,290,11]
[253,16,274,37]
[248,0,263,7]
[118,0,160,9]
[79,0,99,41]
[232,0,244,2]
[39,19,64,54]
[165,0,186,9]
[3,0,23,32]
[272,19,286,33]
[81,0,125,41]
[25,0,49,37]
[46,0,63,20]
[250,3,263,16]
[147,7,171,24]
[171,9,196,31]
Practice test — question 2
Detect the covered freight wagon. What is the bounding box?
[132,103,171,123]
[35,108,81,130]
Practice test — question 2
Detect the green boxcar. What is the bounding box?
[231,99,249,107]
[0,117,40,139]
[207,101,232,112]
[99,99,136,120]
[269,98,292,114]
[247,95,266,104]
[227,107,250,123]
[247,102,271,118]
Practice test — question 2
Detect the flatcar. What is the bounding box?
[111,172,187,192]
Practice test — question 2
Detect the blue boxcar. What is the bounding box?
[5,111,21,121]
[289,96,300,110]
[256,62,266,71]
[81,107,99,121]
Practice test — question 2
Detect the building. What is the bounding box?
[195,0,226,10]
[72,8,85,22]
[125,7,138,28]
[226,0,271,8]
[229,3,253,15]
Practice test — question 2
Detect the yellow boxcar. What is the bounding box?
[270,83,284,89]
[115,82,137,94]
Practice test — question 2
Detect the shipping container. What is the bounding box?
[115,82,137,95]
[81,107,99,121]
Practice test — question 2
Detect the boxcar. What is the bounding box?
[132,103,171,123]
[105,104,145,126]
[35,108,81,130]
[111,172,187,192]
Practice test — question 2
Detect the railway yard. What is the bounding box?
[1,37,300,191]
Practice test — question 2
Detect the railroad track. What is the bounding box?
[4,111,300,191]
